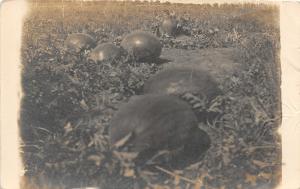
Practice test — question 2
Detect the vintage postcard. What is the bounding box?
[0,0,299,189]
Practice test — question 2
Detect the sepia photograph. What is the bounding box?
[3,0,297,188]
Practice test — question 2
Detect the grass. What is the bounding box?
[21,1,281,189]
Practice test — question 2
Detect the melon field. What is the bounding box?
[21,1,281,189]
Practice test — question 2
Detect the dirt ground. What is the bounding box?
[21,1,281,189]
[161,47,243,83]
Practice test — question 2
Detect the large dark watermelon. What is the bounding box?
[161,17,178,36]
[65,33,96,53]
[88,43,122,62]
[109,94,210,168]
[121,31,162,62]
[143,67,221,100]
